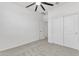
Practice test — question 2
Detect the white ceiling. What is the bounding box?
[14,2,65,13]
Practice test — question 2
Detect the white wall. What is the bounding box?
[48,2,79,19]
[0,2,43,51]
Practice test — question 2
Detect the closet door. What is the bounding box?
[64,14,79,49]
[48,17,63,45]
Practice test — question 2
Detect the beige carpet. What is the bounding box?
[0,39,79,56]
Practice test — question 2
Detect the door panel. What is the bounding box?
[73,15,79,49]
[64,14,79,49]
[48,17,63,45]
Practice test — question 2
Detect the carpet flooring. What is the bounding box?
[0,39,79,56]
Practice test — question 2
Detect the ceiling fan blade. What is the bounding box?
[41,2,54,6]
[25,2,36,8]
[40,4,45,11]
[35,5,38,12]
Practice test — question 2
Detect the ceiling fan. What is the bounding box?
[25,2,54,12]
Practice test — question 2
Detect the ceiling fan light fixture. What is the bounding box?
[36,2,41,5]
[25,2,54,12]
